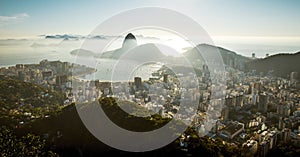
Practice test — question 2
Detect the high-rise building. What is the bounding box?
[236,93,244,107]
[258,93,269,113]
[265,53,269,58]
[252,53,256,59]
[203,64,208,71]
[16,64,24,69]
[258,141,269,157]
[282,128,291,143]
[56,75,68,87]
[163,74,168,83]
[268,131,278,149]
[62,62,69,73]
[17,71,26,81]
[252,93,258,105]
[242,140,258,157]
[278,117,286,130]
[253,82,262,93]
[277,103,291,117]
[290,71,298,86]
[134,77,142,90]
[221,105,229,120]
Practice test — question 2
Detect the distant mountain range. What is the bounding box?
[70,49,96,56]
[45,34,81,39]
[42,34,113,40]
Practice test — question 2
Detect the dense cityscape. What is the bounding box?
[0,52,299,156]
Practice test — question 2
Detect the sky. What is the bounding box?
[0,0,300,57]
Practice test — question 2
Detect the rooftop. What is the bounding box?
[221,121,244,135]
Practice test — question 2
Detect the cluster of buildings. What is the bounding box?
[1,58,299,156]
[0,59,95,93]
[71,60,299,156]
[0,60,95,126]
[73,65,201,125]
[215,68,300,156]
[1,60,70,90]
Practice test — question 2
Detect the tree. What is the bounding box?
[0,126,58,157]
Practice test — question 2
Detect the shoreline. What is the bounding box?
[1,59,164,83]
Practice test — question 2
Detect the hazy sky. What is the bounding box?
[1,0,300,57]
[1,0,300,37]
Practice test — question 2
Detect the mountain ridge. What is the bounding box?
[246,51,300,79]
[67,33,300,77]
[183,43,252,71]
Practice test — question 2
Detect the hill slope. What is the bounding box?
[184,44,251,71]
[246,52,300,79]
[0,75,64,127]
[15,97,242,156]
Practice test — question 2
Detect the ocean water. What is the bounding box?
[0,39,162,81]
[0,39,77,67]
[81,60,162,81]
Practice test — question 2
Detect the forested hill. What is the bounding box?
[246,52,300,79]
[183,44,251,71]
[15,97,242,156]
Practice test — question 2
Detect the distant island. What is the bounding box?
[70,49,96,57]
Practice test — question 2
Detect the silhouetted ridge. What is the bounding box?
[122,33,137,49]
[100,33,138,59]
[183,43,251,71]
[124,33,136,40]
[246,51,300,79]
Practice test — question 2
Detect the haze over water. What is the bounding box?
[1,35,300,68]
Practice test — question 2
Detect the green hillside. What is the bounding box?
[246,52,300,79]
[0,75,64,127]
[13,97,243,156]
